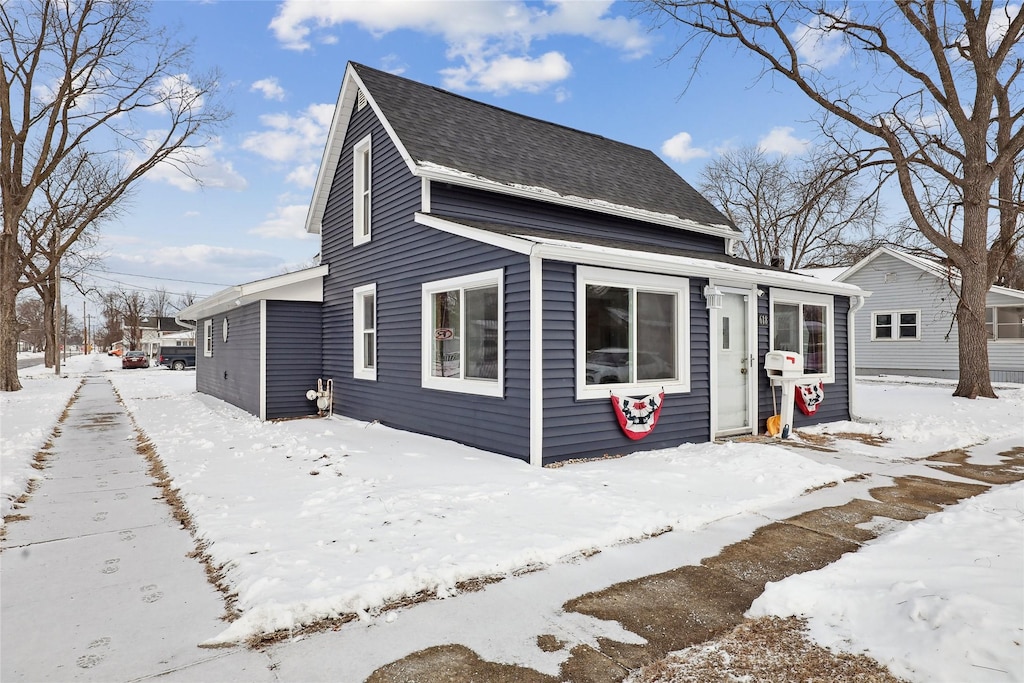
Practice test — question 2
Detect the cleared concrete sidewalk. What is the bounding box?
[1,372,269,682]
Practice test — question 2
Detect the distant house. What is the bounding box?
[130,316,192,357]
[831,247,1024,383]
[179,62,866,465]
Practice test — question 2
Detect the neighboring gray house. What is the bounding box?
[834,247,1024,383]
[179,62,866,466]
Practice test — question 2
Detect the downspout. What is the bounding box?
[847,294,866,421]
[529,244,544,466]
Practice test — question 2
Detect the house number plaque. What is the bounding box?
[758,314,770,327]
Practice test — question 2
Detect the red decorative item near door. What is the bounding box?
[795,381,825,415]
[611,392,665,440]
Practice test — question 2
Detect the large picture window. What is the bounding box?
[872,310,920,340]
[770,289,834,377]
[421,270,503,397]
[352,134,372,245]
[353,283,377,381]
[987,305,1024,341]
[576,267,689,400]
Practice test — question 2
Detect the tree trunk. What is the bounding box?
[0,232,24,391]
[954,269,997,399]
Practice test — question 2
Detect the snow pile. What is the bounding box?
[802,382,1024,459]
[750,481,1024,683]
[1,355,92,523]
[107,369,851,645]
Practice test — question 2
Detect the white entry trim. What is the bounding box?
[709,282,757,438]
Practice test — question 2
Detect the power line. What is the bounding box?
[84,268,230,287]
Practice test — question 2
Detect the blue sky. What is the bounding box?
[82,0,839,316]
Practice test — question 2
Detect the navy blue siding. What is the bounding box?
[756,293,851,432]
[266,301,322,419]
[431,183,727,254]
[541,261,711,463]
[320,95,531,460]
[196,304,260,416]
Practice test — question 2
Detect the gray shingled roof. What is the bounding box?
[427,214,779,271]
[352,63,737,232]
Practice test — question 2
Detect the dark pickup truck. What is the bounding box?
[158,345,196,370]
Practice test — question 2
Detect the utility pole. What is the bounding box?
[83,300,87,354]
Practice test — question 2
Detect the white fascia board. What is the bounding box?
[304,65,418,236]
[989,283,1024,301]
[414,213,534,254]
[176,266,329,322]
[529,237,867,297]
[414,164,739,241]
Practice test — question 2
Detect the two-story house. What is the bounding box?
[178,62,865,466]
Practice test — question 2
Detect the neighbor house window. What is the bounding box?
[203,319,213,357]
[353,134,372,245]
[987,305,1024,341]
[353,283,377,381]
[770,289,834,378]
[576,267,689,400]
[421,270,503,397]
[872,310,920,340]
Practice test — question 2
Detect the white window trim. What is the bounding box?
[871,309,921,341]
[203,319,213,357]
[769,288,835,382]
[421,269,504,397]
[353,283,377,381]
[575,266,691,401]
[353,134,372,246]
[987,305,1024,342]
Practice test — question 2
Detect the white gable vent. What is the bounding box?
[356,89,367,111]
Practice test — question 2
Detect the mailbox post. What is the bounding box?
[764,350,803,438]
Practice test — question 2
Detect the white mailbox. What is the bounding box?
[765,350,803,379]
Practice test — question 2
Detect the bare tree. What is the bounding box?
[700,145,882,269]
[0,0,228,390]
[643,0,1024,399]
[120,290,146,350]
[97,291,125,351]
[173,290,197,313]
[15,294,44,351]
[148,286,172,318]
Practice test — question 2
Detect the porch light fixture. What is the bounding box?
[703,285,724,310]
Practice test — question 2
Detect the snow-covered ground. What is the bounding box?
[2,353,1022,681]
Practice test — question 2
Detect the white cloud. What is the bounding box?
[987,4,1021,47]
[789,13,849,69]
[250,204,314,240]
[138,135,248,192]
[285,164,319,188]
[241,103,334,164]
[757,126,810,155]
[268,0,649,95]
[661,131,710,163]
[441,51,571,94]
[251,77,286,101]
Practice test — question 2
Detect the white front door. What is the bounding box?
[716,290,752,434]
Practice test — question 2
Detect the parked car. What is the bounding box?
[157,345,196,371]
[585,348,673,384]
[121,350,149,369]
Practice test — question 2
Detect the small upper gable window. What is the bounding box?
[353,134,372,246]
[356,89,367,111]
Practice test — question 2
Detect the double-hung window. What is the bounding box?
[353,134,372,245]
[872,310,920,340]
[770,289,834,378]
[353,283,377,381]
[576,267,689,400]
[987,305,1024,341]
[203,319,213,357]
[421,270,503,397]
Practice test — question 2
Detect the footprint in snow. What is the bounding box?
[118,530,135,541]
[140,584,163,603]
[93,512,107,522]
[76,654,103,669]
[100,559,119,574]
[114,492,128,500]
